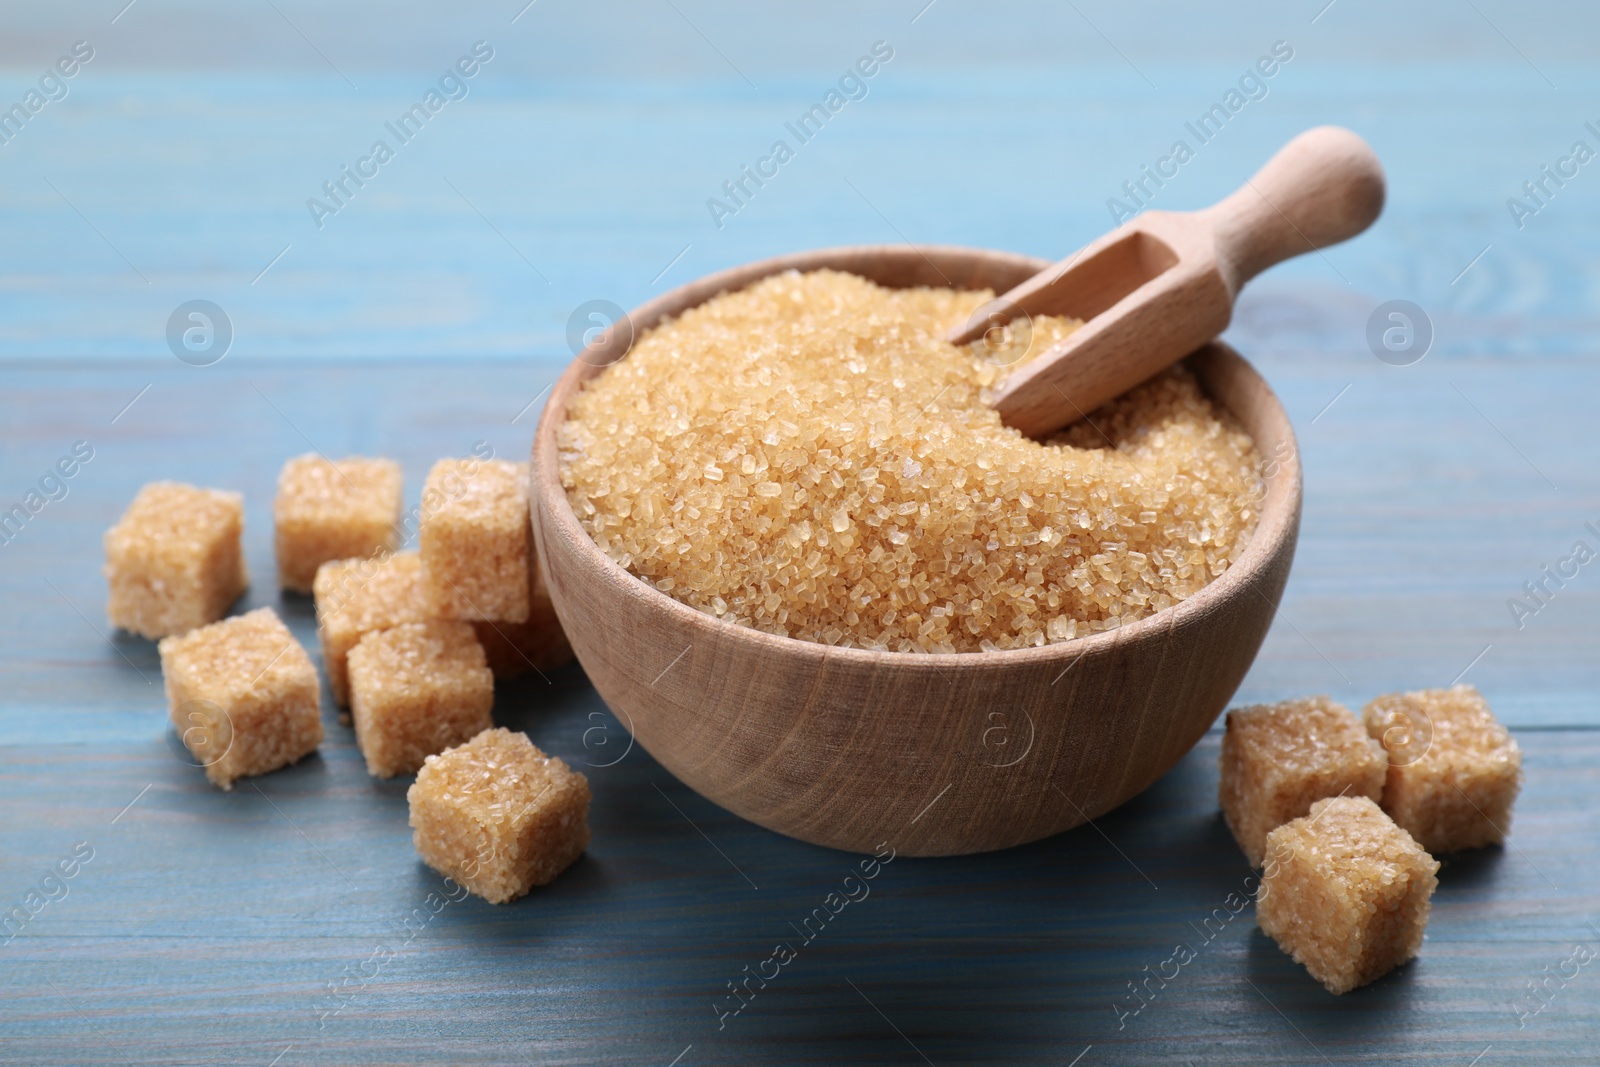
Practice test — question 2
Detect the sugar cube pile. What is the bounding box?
[108,450,584,904]
[1221,685,1520,994]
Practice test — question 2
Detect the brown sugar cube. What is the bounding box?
[347,622,494,779]
[1363,685,1522,853]
[313,551,432,707]
[420,458,531,623]
[104,482,248,639]
[158,607,322,790]
[274,454,402,593]
[471,558,573,679]
[407,727,590,903]
[1257,795,1439,994]
[1219,696,1385,867]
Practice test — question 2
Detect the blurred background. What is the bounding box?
[3,2,1598,1064]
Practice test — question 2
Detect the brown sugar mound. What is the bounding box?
[559,269,1263,653]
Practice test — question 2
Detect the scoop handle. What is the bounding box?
[1200,125,1385,292]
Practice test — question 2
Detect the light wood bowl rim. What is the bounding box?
[532,244,1299,671]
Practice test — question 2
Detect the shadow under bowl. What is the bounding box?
[531,245,1301,856]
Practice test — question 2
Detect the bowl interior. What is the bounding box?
[537,244,1298,668]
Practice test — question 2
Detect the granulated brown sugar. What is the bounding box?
[1363,685,1521,853]
[274,455,402,593]
[559,269,1263,653]
[1257,795,1439,995]
[1220,696,1386,867]
[348,621,494,780]
[314,551,433,707]
[407,728,591,903]
[105,481,248,639]
[420,458,533,624]
[158,607,322,790]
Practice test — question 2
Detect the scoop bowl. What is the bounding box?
[530,245,1301,856]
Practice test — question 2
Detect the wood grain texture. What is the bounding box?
[3,0,1600,1062]
[532,245,1302,855]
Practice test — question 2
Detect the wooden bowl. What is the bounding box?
[531,245,1301,856]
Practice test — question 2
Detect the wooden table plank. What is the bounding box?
[3,723,1598,1065]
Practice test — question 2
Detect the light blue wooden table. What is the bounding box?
[3,1,1599,1063]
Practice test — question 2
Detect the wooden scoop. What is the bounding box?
[949,125,1385,437]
